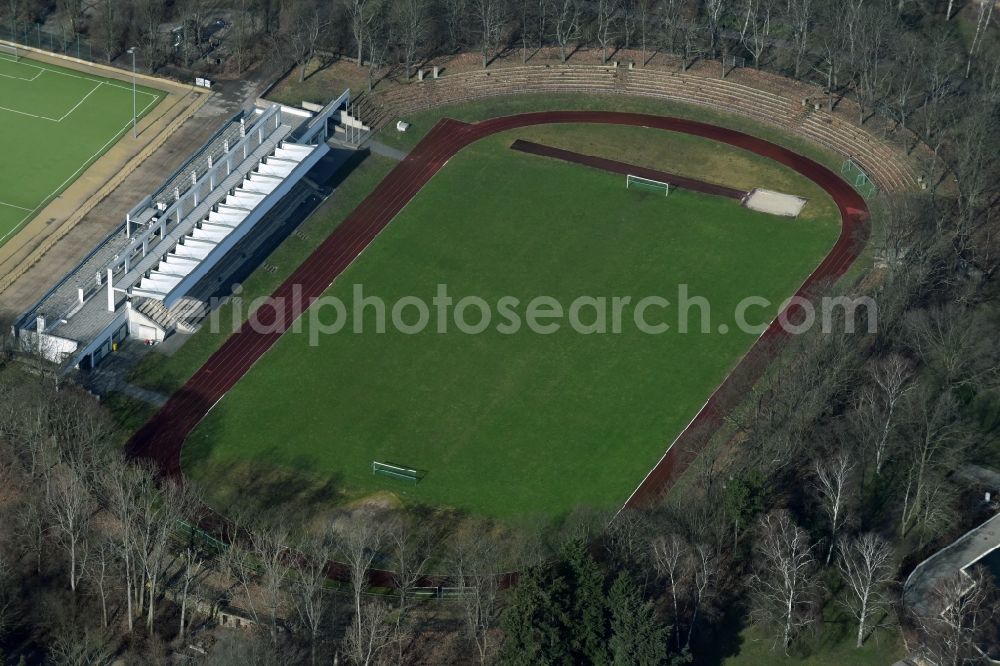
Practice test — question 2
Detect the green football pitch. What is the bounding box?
[183,127,840,520]
[0,53,164,245]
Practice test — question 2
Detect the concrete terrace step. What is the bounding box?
[373,64,916,192]
[134,296,208,334]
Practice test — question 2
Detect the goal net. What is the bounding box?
[626,174,670,196]
[0,42,19,62]
[840,158,878,199]
[373,460,420,483]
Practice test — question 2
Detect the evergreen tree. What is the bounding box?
[498,566,573,666]
[562,538,610,666]
[608,572,668,666]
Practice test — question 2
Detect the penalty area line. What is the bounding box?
[0,92,161,246]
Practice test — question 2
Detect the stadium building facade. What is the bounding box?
[16,90,356,371]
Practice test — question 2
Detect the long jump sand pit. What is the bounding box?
[743,188,808,217]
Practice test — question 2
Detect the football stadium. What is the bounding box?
[5,0,999,659]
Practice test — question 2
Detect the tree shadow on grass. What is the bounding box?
[187,447,346,532]
[691,604,747,665]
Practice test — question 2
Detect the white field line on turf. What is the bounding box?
[0,200,32,211]
[0,82,103,122]
[0,61,43,81]
[0,103,56,120]
[0,93,160,246]
[0,55,160,98]
[56,81,102,121]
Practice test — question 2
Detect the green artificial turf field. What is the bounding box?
[183,125,840,520]
[0,53,163,245]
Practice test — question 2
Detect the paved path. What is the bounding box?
[958,464,1000,491]
[903,511,1000,617]
[363,138,408,161]
[81,341,169,407]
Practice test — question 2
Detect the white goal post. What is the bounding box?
[626,174,670,196]
[0,42,19,62]
[372,460,420,483]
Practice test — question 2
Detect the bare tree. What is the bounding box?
[554,0,581,63]
[704,0,727,58]
[886,34,922,132]
[918,33,962,147]
[813,451,854,565]
[291,533,333,666]
[852,3,893,123]
[914,567,998,666]
[15,490,49,575]
[134,0,165,70]
[101,458,154,633]
[442,0,467,52]
[134,480,197,632]
[343,0,381,66]
[837,533,894,648]
[393,0,426,79]
[388,513,435,617]
[686,543,720,649]
[475,0,508,68]
[635,0,655,65]
[337,510,387,658]
[0,556,15,637]
[87,537,116,629]
[948,107,999,250]
[786,0,812,79]
[220,527,263,628]
[346,598,395,666]
[898,386,965,538]
[862,354,914,475]
[251,522,292,646]
[91,0,128,63]
[966,0,996,78]
[905,305,998,390]
[749,511,820,652]
[595,0,620,64]
[651,533,688,651]
[365,8,392,91]
[450,523,507,664]
[46,467,92,593]
[740,0,774,70]
[282,0,328,82]
[178,545,206,641]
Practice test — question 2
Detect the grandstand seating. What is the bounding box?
[372,64,916,193]
[133,296,208,334]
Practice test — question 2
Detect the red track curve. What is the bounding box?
[126,111,869,512]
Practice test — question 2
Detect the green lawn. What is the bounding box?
[182,125,839,519]
[718,624,902,666]
[0,54,164,244]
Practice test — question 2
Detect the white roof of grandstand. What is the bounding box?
[130,143,311,300]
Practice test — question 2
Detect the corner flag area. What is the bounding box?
[0,53,164,246]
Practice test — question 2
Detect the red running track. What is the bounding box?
[127,111,869,512]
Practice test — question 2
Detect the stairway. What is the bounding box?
[134,296,208,335]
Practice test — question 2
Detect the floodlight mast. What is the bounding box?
[127,47,137,138]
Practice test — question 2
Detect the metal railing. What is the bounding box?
[0,20,103,64]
